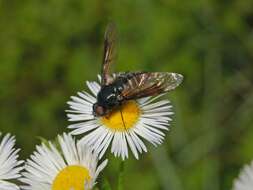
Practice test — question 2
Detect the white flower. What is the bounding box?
[0,133,24,190]
[232,161,253,190]
[20,133,108,190]
[66,76,174,160]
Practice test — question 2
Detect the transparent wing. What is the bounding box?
[101,23,117,85]
[118,72,183,100]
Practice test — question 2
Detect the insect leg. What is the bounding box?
[119,106,127,131]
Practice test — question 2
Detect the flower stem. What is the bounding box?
[117,161,125,190]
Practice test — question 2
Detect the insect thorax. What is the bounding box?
[97,83,123,108]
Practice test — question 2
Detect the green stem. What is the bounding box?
[117,161,125,190]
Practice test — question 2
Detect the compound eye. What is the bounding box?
[93,103,105,116]
[96,106,104,116]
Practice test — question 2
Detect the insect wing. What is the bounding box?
[101,23,117,85]
[119,72,183,100]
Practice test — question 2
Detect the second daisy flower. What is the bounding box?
[21,133,107,190]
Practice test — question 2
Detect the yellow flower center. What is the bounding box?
[101,101,141,131]
[52,165,91,190]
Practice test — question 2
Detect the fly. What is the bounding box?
[93,23,183,117]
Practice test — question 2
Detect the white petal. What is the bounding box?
[0,134,23,189]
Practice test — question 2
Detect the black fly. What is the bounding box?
[93,23,183,117]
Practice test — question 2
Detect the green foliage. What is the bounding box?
[1,0,253,189]
[102,179,112,190]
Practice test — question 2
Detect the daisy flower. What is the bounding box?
[20,133,108,190]
[232,161,253,190]
[67,76,176,160]
[0,133,24,190]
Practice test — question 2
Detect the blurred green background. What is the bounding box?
[1,0,253,189]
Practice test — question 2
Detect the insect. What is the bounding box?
[93,23,183,117]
